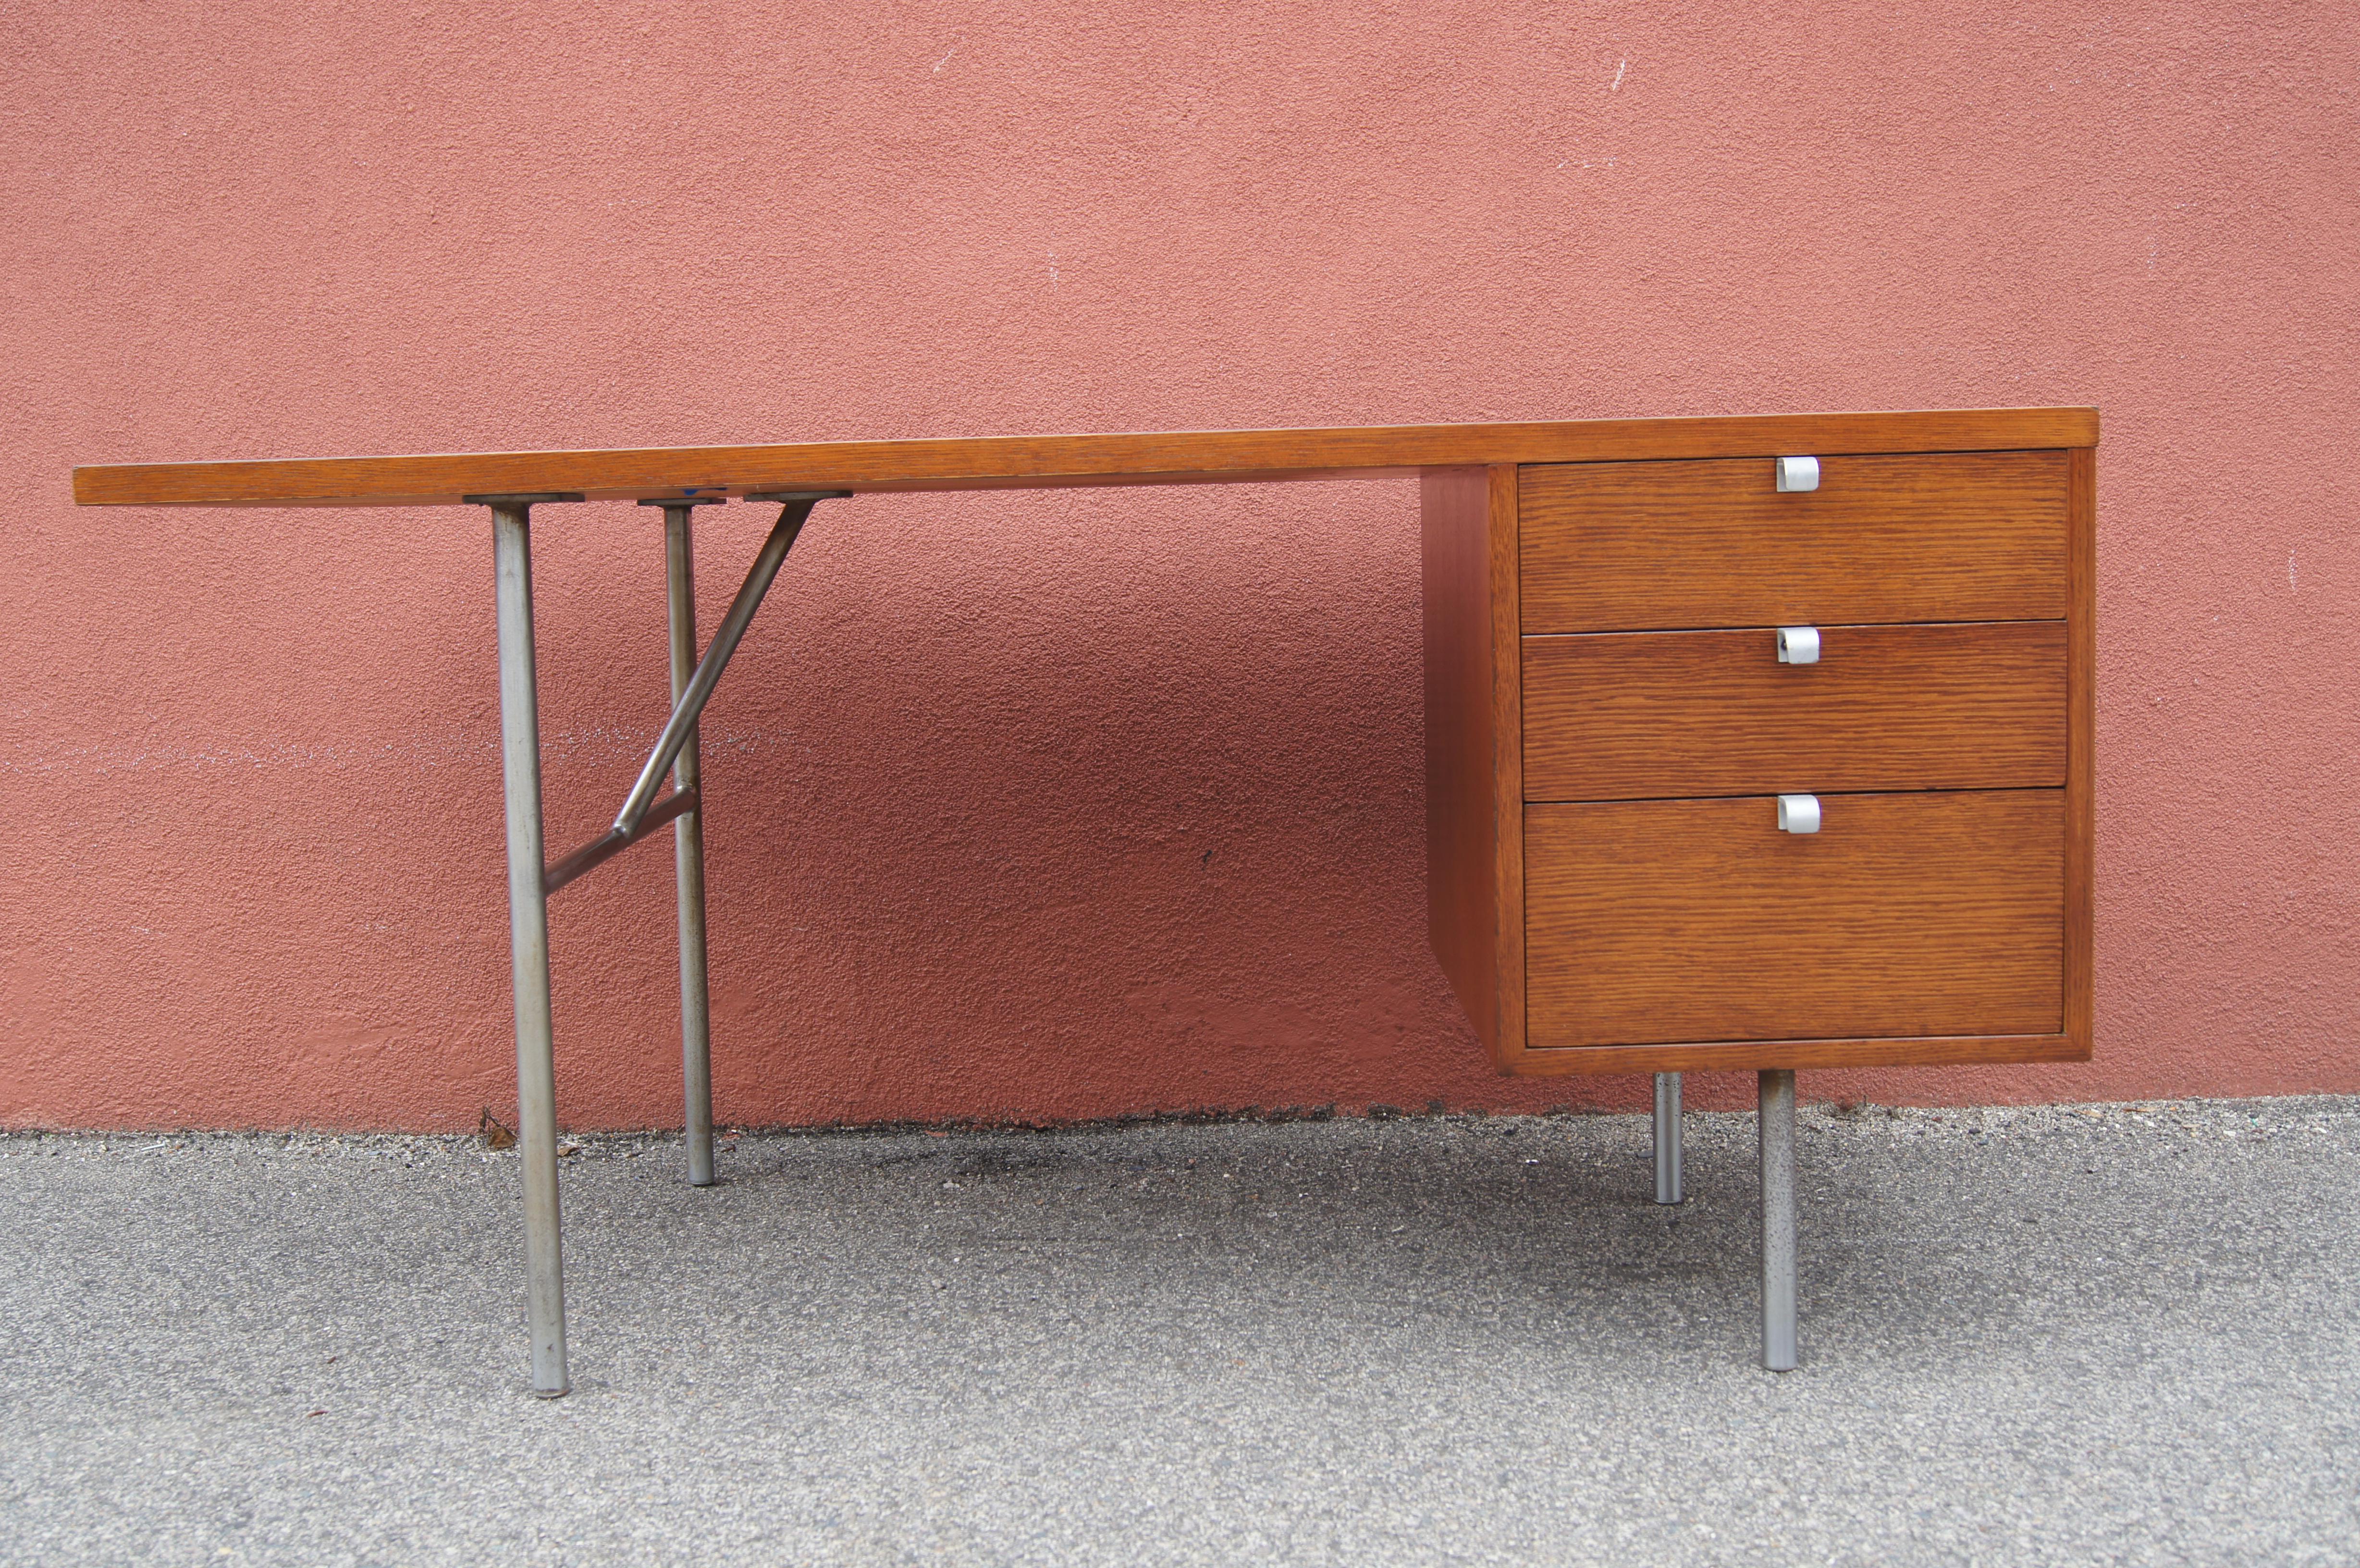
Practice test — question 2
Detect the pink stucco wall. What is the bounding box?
[5,2,2356,1130]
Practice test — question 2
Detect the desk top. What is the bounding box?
[74,407,2097,509]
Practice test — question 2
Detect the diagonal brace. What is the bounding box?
[542,490,848,894]
[543,786,702,894]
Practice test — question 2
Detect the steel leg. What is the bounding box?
[1652,1072,1684,1205]
[486,497,573,1397]
[651,500,721,1188]
[1759,1068,1797,1372]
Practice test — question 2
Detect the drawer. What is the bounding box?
[1522,622,2067,800]
[1519,451,2069,633]
[1525,791,2064,1048]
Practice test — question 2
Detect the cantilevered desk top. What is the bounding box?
[74,408,2096,506]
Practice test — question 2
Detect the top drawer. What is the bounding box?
[1520,451,2069,633]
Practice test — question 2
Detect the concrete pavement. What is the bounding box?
[5,1098,2358,1566]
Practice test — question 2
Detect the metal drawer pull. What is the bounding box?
[1775,625,1820,664]
[1777,794,1821,834]
[1775,455,1820,492]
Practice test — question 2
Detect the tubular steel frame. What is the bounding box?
[1760,1068,1800,1372]
[470,489,846,1396]
[1652,1072,1684,1206]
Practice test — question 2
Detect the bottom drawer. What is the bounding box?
[1526,791,2064,1049]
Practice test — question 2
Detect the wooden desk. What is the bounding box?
[75,407,2097,1389]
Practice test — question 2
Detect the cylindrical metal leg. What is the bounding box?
[1652,1072,1684,1205]
[492,504,569,1397]
[1759,1068,1798,1372]
[662,504,716,1188]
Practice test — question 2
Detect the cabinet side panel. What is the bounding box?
[2065,444,2096,1058]
[1422,469,1500,1051]
[1487,466,1525,1067]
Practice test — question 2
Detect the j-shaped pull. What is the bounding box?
[1776,455,1820,492]
[1777,794,1821,834]
[1776,626,1820,664]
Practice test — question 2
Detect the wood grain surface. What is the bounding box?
[1521,622,2067,800]
[2065,444,2097,1057]
[1520,451,2071,632]
[1483,465,1526,1069]
[1524,791,2065,1049]
[1420,468,1502,1050]
[1499,1032,2084,1076]
[73,408,2096,509]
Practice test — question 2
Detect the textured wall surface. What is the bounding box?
[5,1,2356,1130]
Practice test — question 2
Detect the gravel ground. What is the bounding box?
[4,1098,2358,1567]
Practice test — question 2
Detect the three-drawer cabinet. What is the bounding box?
[1422,416,2093,1077]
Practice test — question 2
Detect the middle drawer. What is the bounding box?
[1523,622,2066,801]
